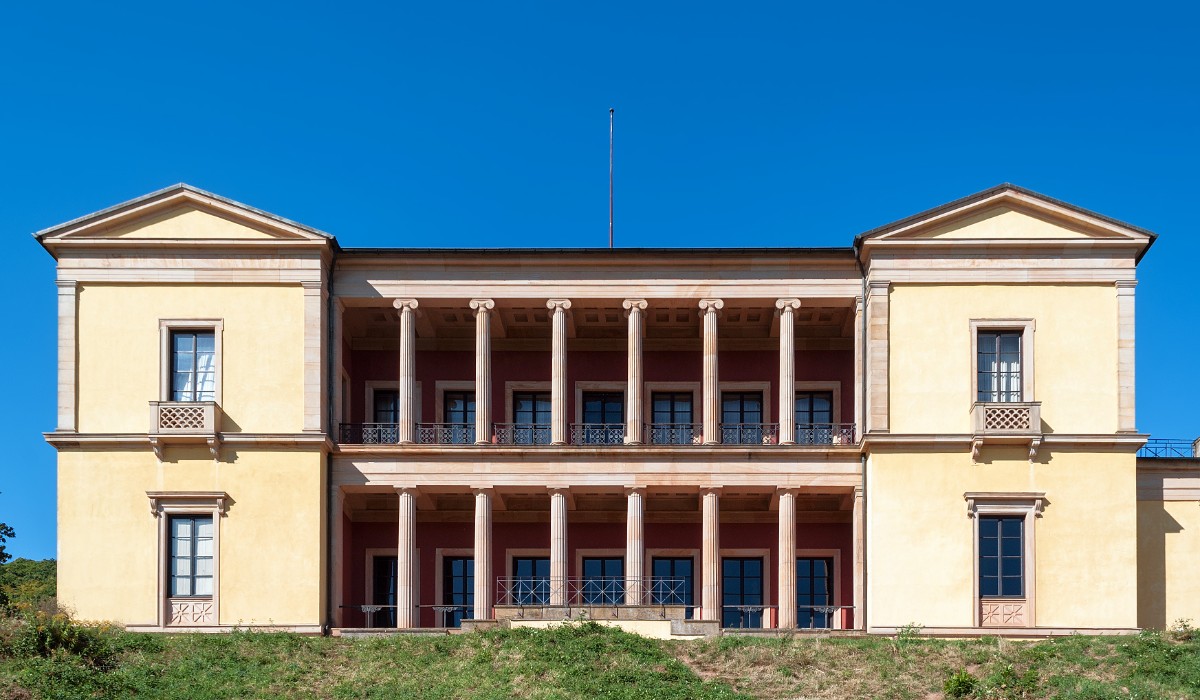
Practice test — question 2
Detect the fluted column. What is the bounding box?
[625,486,645,604]
[549,488,569,606]
[623,299,647,444]
[776,299,801,445]
[394,299,419,444]
[473,488,494,620]
[700,487,721,621]
[396,487,417,628]
[547,299,572,445]
[698,299,724,444]
[470,299,495,444]
[852,485,865,630]
[777,489,797,628]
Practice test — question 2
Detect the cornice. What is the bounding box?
[44,432,333,450]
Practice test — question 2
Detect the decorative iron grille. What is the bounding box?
[721,423,779,445]
[339,423,399,444]
[645,423,702,445]
[794,423,857,446]
[570,423,626,445]
[493,423,553,445]
[416,423,476,445]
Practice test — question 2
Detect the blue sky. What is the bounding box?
[1,1,1196,560]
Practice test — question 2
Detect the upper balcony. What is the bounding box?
[333,296,860,451]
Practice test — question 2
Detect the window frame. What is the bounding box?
[573,381,627,425]
[364,380,422,424]
[434,381,477,426]
[966,492,1045,628]
[159,320,223,404]
[147,491,227,628]
[435,548,475,628]
[794,547,842,630]
[970,320,1035,404]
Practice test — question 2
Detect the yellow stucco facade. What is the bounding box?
[36,182,1198,636]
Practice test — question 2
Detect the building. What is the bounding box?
[36,183,1200,637]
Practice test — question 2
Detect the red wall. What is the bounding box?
[345,346,855,429]
[341,516,853,628]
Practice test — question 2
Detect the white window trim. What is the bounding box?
[719,381,772,423]
[504,548,552,580]
[966,492,1046,628]
[159,319,224,404]
[434,381,476,425]
[433,547,474,625]
[970,319,1035,402]
[364,547,420,627]
[147,491,227,628]
[364,380,422,423]
[647,548,701,618]
[573,382,627,424]
[504,381,552,424]
[643,382,701,427]
[720,547,772,627]
[793,381,842,424]
[574,548,626,579]
[793,548,843,630]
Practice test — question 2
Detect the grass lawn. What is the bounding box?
[1,617,1198,699]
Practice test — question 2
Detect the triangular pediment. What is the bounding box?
[36,184,334,243]
[856,184,1156,247]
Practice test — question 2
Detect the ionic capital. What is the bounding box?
[469,298,495,312]
[393,298,419,312]
[622,298,648,312]
[775,298,801,312]
[546,299,572,312]
[697,298,724,314]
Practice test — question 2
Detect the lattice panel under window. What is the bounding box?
[983,406,1032,431]
[159,405,207,430]
[981,600,1027,627]
[168,598,214,625]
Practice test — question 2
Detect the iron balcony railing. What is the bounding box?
[1138,438,1198,458]
[339,422,399,444]
[416,422,476,445]
[645,423,703,445]
[570,423,626,445]
[493,423,553,446]
[794,423,857,446]
[721,423,779,445]
[495,576,688,608]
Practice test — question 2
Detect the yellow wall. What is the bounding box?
[1138,500,1200,629]
[104,206,282,239]
[867,447,1138,629]
[57,448,326,626]
[76,284,305,434]
[913,207,1092,239]
[889,284,1118,435]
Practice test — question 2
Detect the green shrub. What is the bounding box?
[944,668,978,697]
[981,663,1039,699]
[10,610,115,669]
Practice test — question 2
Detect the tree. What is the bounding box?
[0,521,12,565]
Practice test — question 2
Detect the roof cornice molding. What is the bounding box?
[35,183,335,251]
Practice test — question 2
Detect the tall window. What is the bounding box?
[650,392,694,444]
[372,555,398,627]
[979,516,1024,597]
[651,556,694,619]
[977,331,1022,402]
[442,556,474,627]
[580,392,624,444]
[721,556,764,628]
[512,392,552,444]
[721,392,763,444]
[169,516,214,597]
[170,331,216,401]
[511,556,550,605]
[796,557,834,629]
[795,391,834,445]
[581,556,624,604]
[374,389,400,423]
[442,391,476,444]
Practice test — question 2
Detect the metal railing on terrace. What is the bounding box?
[337,421,859,447]
[1138,438,1199,459]
[495,576,688,608]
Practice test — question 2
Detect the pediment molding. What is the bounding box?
[35,184,334,247]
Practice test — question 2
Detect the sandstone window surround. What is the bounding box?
[965,492,1046,629]
[969,319,1040,462]
[147,491,228,629]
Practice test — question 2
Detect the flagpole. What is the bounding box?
[609,108,614,249]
